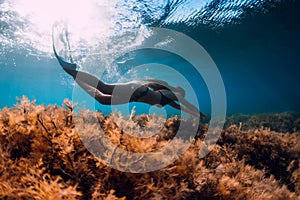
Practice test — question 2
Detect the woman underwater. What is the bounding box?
[52,29,206,119]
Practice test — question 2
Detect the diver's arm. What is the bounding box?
[169,101,198,118]
[179,98,207,119]
[169,98,206,119]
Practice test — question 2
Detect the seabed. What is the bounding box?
[0,96,299,199]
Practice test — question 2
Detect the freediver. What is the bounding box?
[52,28,206,119]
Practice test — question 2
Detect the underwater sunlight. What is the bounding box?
[0,0,299,199]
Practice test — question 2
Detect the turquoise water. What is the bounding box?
[0,53,72,107]
[0,0,299,115]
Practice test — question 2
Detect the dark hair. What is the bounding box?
[174,86,185,97]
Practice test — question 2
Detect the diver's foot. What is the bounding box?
[61,62,77,71]
[55,53,78,71]
[200,112,207,120]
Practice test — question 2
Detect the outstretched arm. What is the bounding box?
[177,97,206,119]
[168,101,206,119]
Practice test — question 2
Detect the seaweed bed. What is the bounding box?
[0,97,299,199]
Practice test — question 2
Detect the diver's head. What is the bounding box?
[174,86,185,97]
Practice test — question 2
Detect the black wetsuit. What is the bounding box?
[158,90,175,106]
[131,85,177,107]
[130,86,149,102]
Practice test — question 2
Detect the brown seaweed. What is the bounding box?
[0,96,299,199]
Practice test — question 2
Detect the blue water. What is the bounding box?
[0,0,299,115]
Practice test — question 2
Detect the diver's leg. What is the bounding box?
[76,80,113,105]
[76,80,131,105]
[63,68,114,94]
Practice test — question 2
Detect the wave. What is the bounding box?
[0,0,284,56]
[141,0,282,27]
